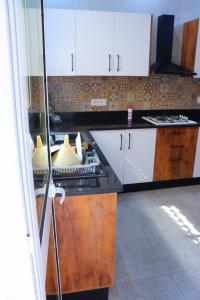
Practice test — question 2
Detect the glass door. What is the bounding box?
[23,0,50,233]
[5,0,63,298]
[19,0,61,298]
[45,206,61,300]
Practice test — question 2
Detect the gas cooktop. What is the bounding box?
[142,115,197,126]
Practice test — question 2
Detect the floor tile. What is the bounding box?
[134,275,185,300]
[114,281,143,300]
[171,270,200,300]
[111,186,200,300]
[115,247,132,283]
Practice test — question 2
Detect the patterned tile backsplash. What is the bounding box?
[30,75,200,112]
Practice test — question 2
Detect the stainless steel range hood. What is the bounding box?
[151,15,196,76]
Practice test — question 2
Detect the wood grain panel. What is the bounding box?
[181,18,199,71]
[46,220,59,295]
[54,193,117,294]
[36,197,43,227]
[153,127,198,181]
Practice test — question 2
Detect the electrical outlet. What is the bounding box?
[91,98,107,107]
[197,97,200,104]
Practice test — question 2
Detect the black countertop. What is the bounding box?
[29,109,200,135]
[52,131,123,196]
[50,110,200,133]
[34,131,122,196]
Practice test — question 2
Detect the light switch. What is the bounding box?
[91,98,107,106]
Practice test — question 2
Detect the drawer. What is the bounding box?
[153,127,198,181]
[161,144,185,161]
[157,127,196,143]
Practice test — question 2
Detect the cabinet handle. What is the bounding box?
[109,54,111,72]
[169,158,183,162]
[170,145,184,148]
[117,54,120,72]
[170,131,186,135]
[120,134,122,150]
[128,133,131,149]
[71,53,74,72]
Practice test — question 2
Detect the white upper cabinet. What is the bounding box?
[25,9,44,76]
[123,129,156,184]
[44,10,151,76]
[114,13,152,76]
[75,10,114,76]
[44,9,75,76]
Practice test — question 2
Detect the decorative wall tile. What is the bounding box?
[30,75,200,112]
[29,76,45,112]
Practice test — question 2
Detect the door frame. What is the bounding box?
[0,1,51,299]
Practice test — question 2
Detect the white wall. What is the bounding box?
[179,0,200,19]
[44,0,177,14]
[43,0,200,18]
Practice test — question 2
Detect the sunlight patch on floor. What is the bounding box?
[161,205,200,246]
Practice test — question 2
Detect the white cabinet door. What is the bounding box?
[124,129,156,184]
[114,13,151,76]
[44,9,75,76]
[91,130,124,183]
[76,11,114,76]
[25,9,44,76]
[193,128,200,177]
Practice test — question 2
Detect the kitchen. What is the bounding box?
[1,0,200,300]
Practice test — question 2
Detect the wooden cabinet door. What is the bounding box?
[46,220,60,296]
[193,128,200,177]
[54,193,117,294]
[114,13,152,76]
[154,127,198,181]
[181,18,200,75]
[76,10,114,75]
[91,130,125,183]
[44,9,75,76]
[124,129,156,184]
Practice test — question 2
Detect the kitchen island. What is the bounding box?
[46,131,122,300]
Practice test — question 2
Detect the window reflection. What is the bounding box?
[23,1,50,230]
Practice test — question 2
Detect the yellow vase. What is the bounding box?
[32,135,48,168]
[52,135,81,166]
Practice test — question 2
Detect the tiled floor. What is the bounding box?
[109,185,200,300]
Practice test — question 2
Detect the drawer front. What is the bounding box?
[153,127,198,181]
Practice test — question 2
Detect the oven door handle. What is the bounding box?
[128,133,131,149]
[120,133,123,150]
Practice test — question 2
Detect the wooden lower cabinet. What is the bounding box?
[153,127,198,181]
[46,192,117,295]
[46,221,59,295]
